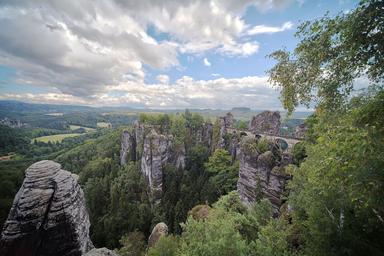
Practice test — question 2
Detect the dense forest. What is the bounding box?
[0,1,383,256]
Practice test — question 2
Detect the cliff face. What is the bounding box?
[294,123,308,139]
[200,123,213,148]
[0,160,93,256]
[141,131,174,204]
[120,122,187,204]
[237,138,292,214]
[218,113,234,148]
[120,130,136,165]
[249,111,281,135]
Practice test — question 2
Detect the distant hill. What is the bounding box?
[231,107,251,112]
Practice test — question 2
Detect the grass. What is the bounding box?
[32,133,82,143]
[69,125,96,132]
[97,122,112,128]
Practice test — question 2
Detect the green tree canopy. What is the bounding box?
[268,0,384,114]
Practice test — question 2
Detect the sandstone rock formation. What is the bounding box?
[142,133,186,202]
[120,130,136,165]
[83,248,118,256]
[148,222,168,248]
[218,112,234,148]
[229,132,241,162]
[200,122,213,148]
[120,121,195,204]
[0,160,93,256]
[294,123,308,139]
[249,111,281,135]
[237,137,292,214]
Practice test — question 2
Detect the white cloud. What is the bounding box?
[0,0,298,107]
[247,21,294,35]
[203,58,211,66]
[1,75,283,109]
[156,74,170,84]
[218,41,260,57]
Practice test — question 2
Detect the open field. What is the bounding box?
[97,122,112,128]
[69,125,96,132]
[44,113,63,116]
[32,133,82,143]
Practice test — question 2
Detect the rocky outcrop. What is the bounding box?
[120,121,188,204]
[200,122,213,148]
[0,160,93,256]
[120,130,136,165]
[294,123,308,139]
[229,132,242,162]
[148,223,168,248]
[173,143,186,170]
[83,248,118,256]
[133,121,146,159]
[141,130,173,204]
[237,137,292,215]
[218,112,234,148]
[249,111,281,135]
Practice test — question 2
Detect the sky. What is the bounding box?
[0,0,359,110]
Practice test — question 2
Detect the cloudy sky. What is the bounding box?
[0,0,358,109]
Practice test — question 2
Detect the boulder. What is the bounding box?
[0,160,93,256]
[148,223,168,248]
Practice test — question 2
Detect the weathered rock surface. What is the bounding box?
[120,121,190,204]
[141,130,173,204]
[120,130,136,165]
[200,122,213,148]
[83,248,118,256]
[218,112,234,148]
[294,123,308,139]
[229,132,241,162]
[133,120,146,159]
[237,138,292,214]
[148,222,168,248]
[249,111,281,135]
[0,160,93,256]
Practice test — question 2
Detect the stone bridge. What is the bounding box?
[227,128,302,151]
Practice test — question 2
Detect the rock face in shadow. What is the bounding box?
[120,121,191,204]
[0,160,93,256]
[148,222,168,248]
[249,111,281,135]
[199,122,213,148]
[120,130,136,165]
[218,112,234,148]
[141,130,174,204]
[237,138,292,214]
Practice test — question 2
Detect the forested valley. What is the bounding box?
[0,1,383,256]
